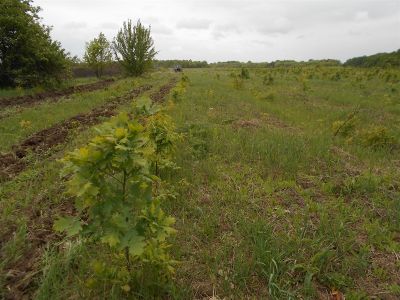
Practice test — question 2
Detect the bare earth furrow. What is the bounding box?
[150,77,178,103]
[0,79,115,109]
[0,84,152,181]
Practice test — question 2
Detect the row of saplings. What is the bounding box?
[53,84,186,297]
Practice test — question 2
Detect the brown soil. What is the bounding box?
[2,197,75,300]
[0,79,115,108]
[233,118,262,128]
[263,114,292,129]
[0,84,152,181]
[353,250,400,300]
[150,78,178,103]
[232,113,298,131]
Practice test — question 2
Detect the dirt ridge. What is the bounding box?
[150,77,178,103]
[0,84,152,181]
[0,78,115,108]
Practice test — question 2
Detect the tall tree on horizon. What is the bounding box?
[84,32,112,78]
[113,20,157,76]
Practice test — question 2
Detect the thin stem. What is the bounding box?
[333,106,360,137]
[122,169,127,202]
[121,169,131,271]
[104,170,123,184]
[125,247,131,271]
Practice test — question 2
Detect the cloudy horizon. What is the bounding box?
[34,0,400,63]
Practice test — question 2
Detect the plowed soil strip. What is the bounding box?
[1,195,75,300]
[0,84,152,181]
[0,79,115,108]
[150,77,178,103]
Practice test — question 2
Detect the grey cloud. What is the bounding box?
[176,19,212,30]
[152,25,174,36]
[212,23,242,40]
[212,31,225,40]
[63,21,87,29]
[214,23,242,34]
[35,0,400,61]
[348,29,365,36]
[100,22,119,30]
[285,1,399,27]
[252,40,274,46]
[258,17,293,34]
[354,11,369,22]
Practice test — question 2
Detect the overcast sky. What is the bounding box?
[34,0,400,62]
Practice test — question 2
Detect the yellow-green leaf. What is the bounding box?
[101,233,120,247]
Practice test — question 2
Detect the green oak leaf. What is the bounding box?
[120,230,145,257]
[53,216,82,237]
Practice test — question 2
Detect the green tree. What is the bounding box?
[54,111,177,294]
[344,49,400,68]
[84,33,112,78]
[113,20,157,76]
[0,0,69,87]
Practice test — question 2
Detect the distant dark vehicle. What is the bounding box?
[174,65,182,72]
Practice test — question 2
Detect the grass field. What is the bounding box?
[167,68,400,299]
[1,67,400,299]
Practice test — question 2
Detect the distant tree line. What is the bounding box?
[71,51,400,77]
[267,59,341,67]
[344,49,400,68]
[207,53,400,68]
[208,59,341,68]
[154,60,208,68]
[209,61,266,68]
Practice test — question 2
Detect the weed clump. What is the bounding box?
[185,124,210,159]
[239,67,250,79]
[361,126,397,149]
[171,76,188,102]
[264,93,275,101]
[332,109,360,138]
[232,76,244,90]
[332,119,357,137]
[19,120,32,129]
[181,74,190,87]
[263,74,274,85]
